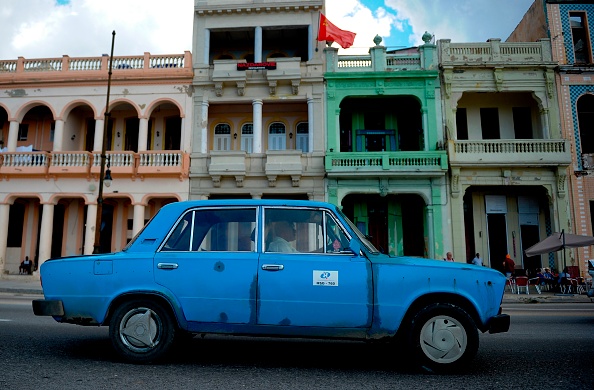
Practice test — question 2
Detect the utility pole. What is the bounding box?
[93,30,116,254]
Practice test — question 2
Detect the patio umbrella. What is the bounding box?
[524,229,594,270]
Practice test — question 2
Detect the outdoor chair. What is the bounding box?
[528,277,542,294]
[576,277,587,294]
[560,278,577,294]
[515,276,530,294]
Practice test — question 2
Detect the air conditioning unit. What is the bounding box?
[582,153,594,170]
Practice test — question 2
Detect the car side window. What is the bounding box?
[162,208,256,252]
[263,208,349,254]
[325,213,350,253]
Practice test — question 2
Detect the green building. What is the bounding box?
[324,34,449,259]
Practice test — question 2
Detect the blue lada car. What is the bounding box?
[33,199,509,372]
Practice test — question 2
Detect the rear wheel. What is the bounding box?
[109,300,176,363]
[408,303,478,373]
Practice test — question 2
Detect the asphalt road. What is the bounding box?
[1,294,593,389]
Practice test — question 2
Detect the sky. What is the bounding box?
[0,0,536,60]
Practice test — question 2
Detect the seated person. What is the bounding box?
[267,221,298,253]
[558,267,572,284]
[19,256,33,275]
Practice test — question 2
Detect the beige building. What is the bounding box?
[189,0,326,201]
[439,37,572,272]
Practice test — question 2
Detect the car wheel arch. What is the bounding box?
[103,292,186,330]
[398,292,481,335]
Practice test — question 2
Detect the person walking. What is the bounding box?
[444,252,455,262]
[472,253,483,266]
[503,254,515,277]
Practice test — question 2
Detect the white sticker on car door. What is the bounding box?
[313,270,338,286]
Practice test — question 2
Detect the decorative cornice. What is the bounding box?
[196,2,322,16]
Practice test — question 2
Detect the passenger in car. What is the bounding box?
[267,221,298,253]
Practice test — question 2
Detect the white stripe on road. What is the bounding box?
[0,319,13,321]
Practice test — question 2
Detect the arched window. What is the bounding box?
[268,122,286,150]
[296,122,308,152]
[241,123,253,153]
[213,123,231,151]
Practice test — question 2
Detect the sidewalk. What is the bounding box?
[0,275,43,295]
[1,275,592,302]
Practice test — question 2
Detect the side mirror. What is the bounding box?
[348,237,362,256]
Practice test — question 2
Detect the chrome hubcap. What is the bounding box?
[419,315,467,363]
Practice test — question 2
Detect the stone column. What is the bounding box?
[93,119,104,151]
[450,189,466,263]
[253,99,263,153]
[37,203,55,271]
[84,203,97,255]
[254,26,262,63]
[7,121,19,152]
[133,203,145,237]
[200,101,209,154]
[138,117,149,151]
[0,203,10,274]
[307,97,314,153]
[53,119,65,152]
[203,29,210,65]
[426,205,435,259]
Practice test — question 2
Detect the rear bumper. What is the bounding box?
[488,314,510,334]
[32,299,64,316]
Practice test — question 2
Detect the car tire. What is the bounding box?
[109,299,176,363]
[408,303,478,373]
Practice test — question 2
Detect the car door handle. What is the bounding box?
[157,263,179,270]
[261,264,284,271]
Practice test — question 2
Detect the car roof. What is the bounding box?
[160,199,336,212]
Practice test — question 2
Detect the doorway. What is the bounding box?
[521,225,541,274]
[487,213,507,273]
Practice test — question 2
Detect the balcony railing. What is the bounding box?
[448,139,572,167]
[0,150,189,178]
[439,38,554,64]
[325,151,448,176]
[0,52,193,83]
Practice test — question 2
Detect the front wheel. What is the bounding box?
[109,300,176,363]
[408,303,478,373]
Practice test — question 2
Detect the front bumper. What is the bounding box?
[32,299,64,316]
[488,314,510,334]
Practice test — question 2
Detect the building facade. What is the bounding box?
[324,34,450,258]
[189,0,326,201]
[509,0,594,276]
[0,52,194,274]
[438,37,572,272]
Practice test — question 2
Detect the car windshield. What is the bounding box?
[336,208,379,254]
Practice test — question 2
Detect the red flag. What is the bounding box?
[317,13,356,49]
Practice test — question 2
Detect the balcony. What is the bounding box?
[0,52,193,86]
[325,34,436,74]
[439,38,554,65]
[198,151,324,187]
[0,151,189,180]
[206,57,309,97]
[325,151,448,178]
[448,139,572,167]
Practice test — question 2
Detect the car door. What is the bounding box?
[154,207,258,324]
[257,207,372,328]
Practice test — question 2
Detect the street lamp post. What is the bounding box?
[93,31,116,254]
